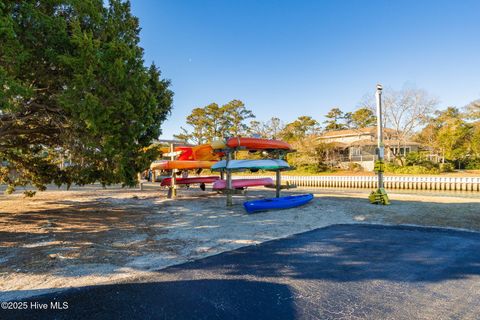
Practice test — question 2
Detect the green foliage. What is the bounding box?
[285,137,334,173]
[324,108,346,131]
[404,151,437,169]
[350,107,376,128]
[174,100,254,144]
[0,1,173,194]
[470,122,480,156]
[223,100,255,137]
[290,164,330,174]
[280,116,319,142]
[416,107,480,168]
[322,107,373,131]
[386,151,458,174]
[385,163,440,174]
[439,163,455,172]
[463,158,480,170]
[405,152,424,165]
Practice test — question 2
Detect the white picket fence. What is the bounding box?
[233,175,480,191]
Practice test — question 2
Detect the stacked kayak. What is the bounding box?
[209,137,293,201]
[212,178,274,190]
[161,176,220,187]
[151,160,216,171]
[151,136,295,200]
[244,194,314,213]
[160,146,193,160]
[151,143,225,194]
[160,144,223,161]
[225,137,292,151]
[211,159,290,172]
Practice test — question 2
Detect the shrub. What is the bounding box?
[405,152,438,169]
[294,164,329,174]
[465,159,480,170]
[405,152,424,165]
[385,163,440,174]
[347,163,363,172]
[439,163,455,172]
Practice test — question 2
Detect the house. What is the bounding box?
[153,139,194,146]
[316,127,421,171]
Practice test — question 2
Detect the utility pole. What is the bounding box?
[369,84,390,205]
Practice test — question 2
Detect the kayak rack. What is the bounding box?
[167,144,177,199]
[217,189,246,195]
[157,143,221,199]
[264,181,297,190]
[212,144,295,207]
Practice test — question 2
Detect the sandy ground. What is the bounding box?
[1,183,480,301]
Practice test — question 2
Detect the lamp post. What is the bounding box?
[376,84,384,189]
[369,84,390,205]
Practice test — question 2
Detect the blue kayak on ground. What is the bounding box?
[244,194,314,213]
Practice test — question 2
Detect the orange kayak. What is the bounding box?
[150,160,216,170]
[159,144,223,161]
[190,144,224,161]
[226,137,292,150]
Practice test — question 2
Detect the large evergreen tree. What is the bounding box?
[0,1,173,194]
[280,116,320,141]
[350,107,376,128]
[323,108,346,131]
[174,100,254,144]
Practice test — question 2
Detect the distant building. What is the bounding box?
[316,127,421,171]
[153,139,194,146]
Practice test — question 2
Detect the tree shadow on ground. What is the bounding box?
[2,224,480,320]
[0,191,479,283]
[1,279,297,320]
[0,191,253,278]
[160,224,480,283]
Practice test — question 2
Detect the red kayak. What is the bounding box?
[212,178,275,190]
[160,176,220,186]
[226,137,292,150]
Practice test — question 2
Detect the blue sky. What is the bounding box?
[129,0,480,139]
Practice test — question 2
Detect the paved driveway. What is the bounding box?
[3,224,480,319]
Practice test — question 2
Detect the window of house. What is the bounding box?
[350,147,361,156]
[399,147,411,155]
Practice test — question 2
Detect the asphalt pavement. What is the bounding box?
[2,224,480,319]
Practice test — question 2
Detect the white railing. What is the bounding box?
[232,175,480,191]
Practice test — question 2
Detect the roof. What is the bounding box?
[317,127,397,139]
[348,139,421,147]
[153,139,194,146]
[325,141,348,148]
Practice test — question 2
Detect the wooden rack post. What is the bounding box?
[275,170,281,198]
[167,143,177,198]
[275,150,288,198]
[226,151,233,206]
